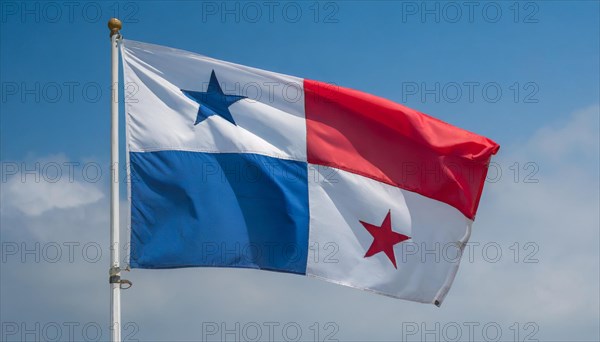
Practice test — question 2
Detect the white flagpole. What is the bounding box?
[108,17,122,342]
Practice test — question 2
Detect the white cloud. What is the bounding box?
[529,105,599,161]
[3,178,103,216]
[1,155,104,217]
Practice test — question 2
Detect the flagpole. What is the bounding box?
[108,17,122,342]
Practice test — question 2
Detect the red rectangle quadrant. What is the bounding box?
[304,79,499,220]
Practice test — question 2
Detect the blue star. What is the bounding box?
[181,70,246,125]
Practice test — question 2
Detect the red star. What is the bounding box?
[360,210,410,269]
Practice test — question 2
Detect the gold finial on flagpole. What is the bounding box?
[108,18,122,37]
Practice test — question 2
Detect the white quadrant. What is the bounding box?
[122,40,306,161]
[307,165,473,304]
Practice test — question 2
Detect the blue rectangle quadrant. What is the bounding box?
[129,151,309,274]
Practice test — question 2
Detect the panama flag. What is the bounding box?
[121,40,499,305]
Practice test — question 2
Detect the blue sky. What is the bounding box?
[1,1,599,341]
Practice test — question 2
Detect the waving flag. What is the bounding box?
[122,40,499,305]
